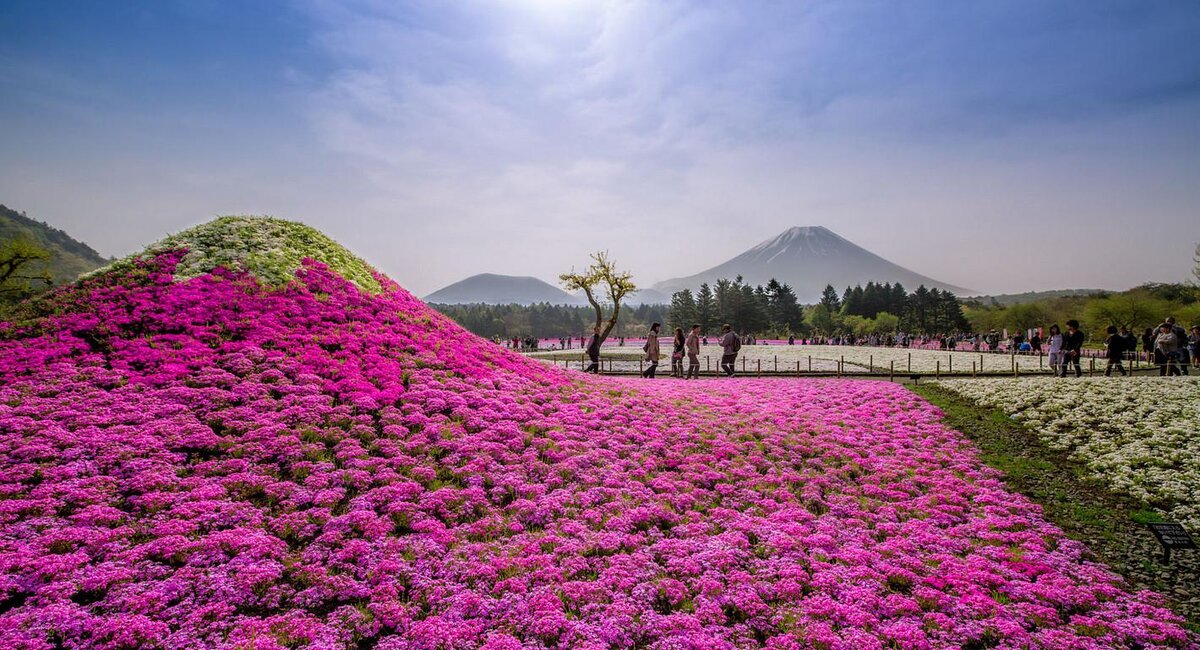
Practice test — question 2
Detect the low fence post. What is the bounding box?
[757,359,761,377]
[774,355,778,372]
[808,355,812,372]
[948,355,952,374]
[972,361,976,377]
[706,356,710,372]
[889,360,894,382]
[908,352,912,372]
[936,360,940,379]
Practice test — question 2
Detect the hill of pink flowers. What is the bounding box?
[0,245,1192,649]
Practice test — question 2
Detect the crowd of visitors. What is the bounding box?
[528,314,1200,379]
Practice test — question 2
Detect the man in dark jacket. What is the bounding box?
[584,326,601,373]
[1063,319,1085,377]
[1103,325,1127,376]
[1166,317,1189,375]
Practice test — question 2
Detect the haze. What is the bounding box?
[2,1,1199,297]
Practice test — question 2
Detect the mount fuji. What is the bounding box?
[652,226,973,303]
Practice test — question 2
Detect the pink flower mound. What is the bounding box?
[0,252,1190,649]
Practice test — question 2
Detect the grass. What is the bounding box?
[913,384,1200,632]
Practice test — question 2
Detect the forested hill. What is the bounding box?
[0,204,109,285]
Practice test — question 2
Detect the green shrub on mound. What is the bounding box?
[88,215,383,293]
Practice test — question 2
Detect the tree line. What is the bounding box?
[428,302,667,340]
[665,278,968,337]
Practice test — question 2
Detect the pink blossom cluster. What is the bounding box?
[0,252,1190,649]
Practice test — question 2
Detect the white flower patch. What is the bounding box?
[935,377,1200,529]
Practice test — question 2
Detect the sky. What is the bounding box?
[2,0,1199,297]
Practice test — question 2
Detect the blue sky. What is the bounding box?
[2,0,1199,295]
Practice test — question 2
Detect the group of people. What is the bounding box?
[579,316,1200,379]
[1139,317,1197,376]
[1046,316,1197,377]
[582,323,746,378]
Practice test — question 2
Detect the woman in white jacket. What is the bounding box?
[1046,324,1064,377]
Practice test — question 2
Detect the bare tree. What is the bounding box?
[1193,242,1200,285]
[559,251,636,344]
[0,237,52,304]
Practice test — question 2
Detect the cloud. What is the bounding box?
[247,2,1200,293]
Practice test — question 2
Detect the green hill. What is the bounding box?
[0,204,109,287]
[89,215,384,293]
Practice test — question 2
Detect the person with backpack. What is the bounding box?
[641,323,661,378]
[584,326,602,373]
[1103,325,1127,376]
[719,324,740,377]
[685,324,701,379]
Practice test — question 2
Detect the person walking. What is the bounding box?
[719,324,740,377]
[670,327,685,378]
[1154,322,1182,376]
[1062,320,1084,378]
[584,326,602,373]
[1189,325,1200,368]
[1166,317,1189,375]
[685,324,701,379]
[1103,325,1127,376]
[1142,327,1157,366]
[1046,324,1064,377]
[642,323,661,378]
[1120,327,1138,364]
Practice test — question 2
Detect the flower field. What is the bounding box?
[0,219,1192,648]
[934,377,1200,531]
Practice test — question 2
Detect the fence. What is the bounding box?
[532,348,1192,379]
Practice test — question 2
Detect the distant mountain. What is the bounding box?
[424,273,584,305]
[0,204,109,287]
[653,226,973,303]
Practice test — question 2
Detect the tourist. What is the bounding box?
[1103,325,1127,376]
[986,330,1000,352]
[685,324,701,379]
[1029,331,1042,354]
[1166,317,1189,375]
[670,327,685,378]
[1046,324,1064,377]
[1142,327,1157,366]
[788,335,795,345]
[1063,320,1084,378]
[1119,327,1137,363]
[1189,325,1200,367]
[584,326,601,374]
[642,323,661,378]
[1154,322,1182,376]
[719,324,739,377]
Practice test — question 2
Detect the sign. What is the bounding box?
[1147,522,1196,564]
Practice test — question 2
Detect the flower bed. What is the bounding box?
[0,240,1191,647]
[934,377,1200,531]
